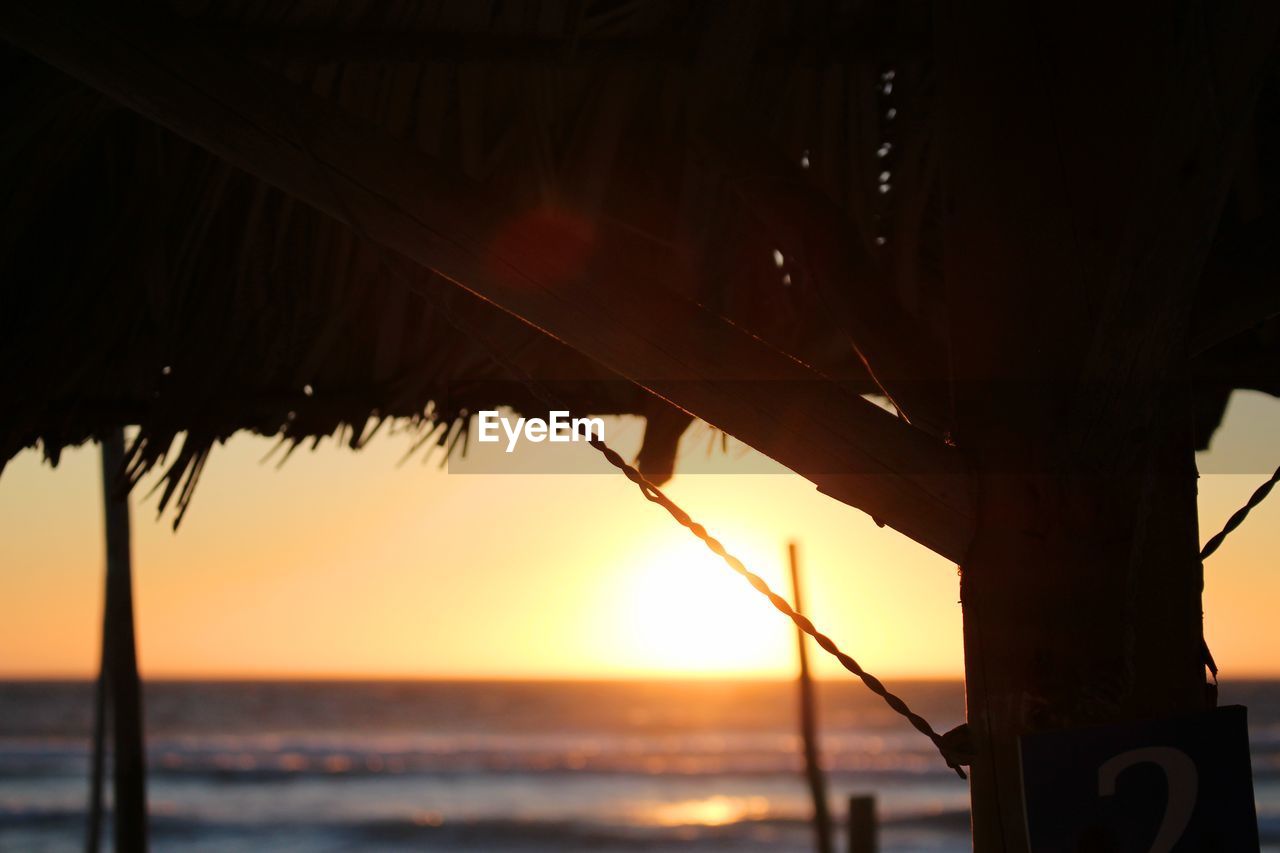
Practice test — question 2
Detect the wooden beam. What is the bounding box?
[183,7,928,66]
[227,31,928,65]
[0,1,974,561]
[1191,212,1280,355]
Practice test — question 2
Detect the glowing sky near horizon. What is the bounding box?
[0,392,1278,680]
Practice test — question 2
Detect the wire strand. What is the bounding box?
[584,435,966,777]
[397,268,966,778]
[1200,463,1280,562]
[301,139,967,777]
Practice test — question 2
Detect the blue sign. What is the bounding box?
[1020,705,1257,852]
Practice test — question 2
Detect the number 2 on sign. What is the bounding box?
[1098,747,1198,853]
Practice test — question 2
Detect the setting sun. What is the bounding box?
[605,540,794,677]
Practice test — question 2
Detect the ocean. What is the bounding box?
[0,679,1276,852]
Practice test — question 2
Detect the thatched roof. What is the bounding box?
[2,0,1278,522]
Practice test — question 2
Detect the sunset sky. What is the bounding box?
[1,392,1278,681]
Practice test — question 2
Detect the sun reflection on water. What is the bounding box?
[645,795,771,827]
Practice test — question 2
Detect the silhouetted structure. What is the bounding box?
[3,2,1279,848]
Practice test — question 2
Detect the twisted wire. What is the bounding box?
[417,288,964,775]
[1198,463,1280,684]
[584,436,966,778]
[423,289,963,775]
[1200,463,1280,562]
[333,190,965,776]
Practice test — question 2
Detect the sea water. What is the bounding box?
[0,679,1276,852]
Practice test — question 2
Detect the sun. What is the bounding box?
[604,538,794,677]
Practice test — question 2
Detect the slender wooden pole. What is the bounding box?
[100,429,148,852]
[789,542,833,853]
[84,662,105,852]
[847,795,876,853]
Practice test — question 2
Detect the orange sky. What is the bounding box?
[1,393,1278,680]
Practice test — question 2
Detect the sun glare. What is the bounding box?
[645,795,771,827]
[605,539,794,677]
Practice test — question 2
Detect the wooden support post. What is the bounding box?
[789,542,833,853]
[936,2,1280,848]
[847,795,876,853]
[84,659,105,853]
[99,429,148,852]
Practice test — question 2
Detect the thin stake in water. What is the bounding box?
[790,542,834,853]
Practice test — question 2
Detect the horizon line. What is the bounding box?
[0,671,969,683]
[4,672,1280,683]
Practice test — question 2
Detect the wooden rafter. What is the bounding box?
[1192,211,1280,355]
[218,30,928,65]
